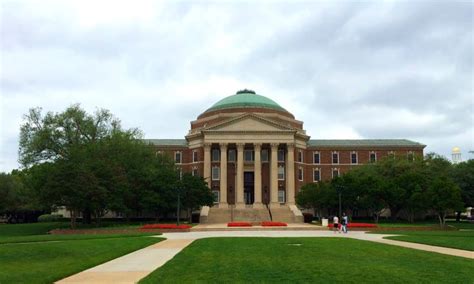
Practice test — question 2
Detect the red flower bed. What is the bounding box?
[261,221,287,227]
[141,224,192,230]
[227,222,252,227]
[327,222,377,228]
[348,223,377,228]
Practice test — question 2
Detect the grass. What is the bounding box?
[141,237,474,283]
[379,230,474,251]
[0,235,162,283]
[0,222,163,283]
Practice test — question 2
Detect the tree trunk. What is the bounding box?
[82,208,92,224]
[188,208,192,223]
[70,209,77,229]
[438,212,446,227]
[456,211,461,222]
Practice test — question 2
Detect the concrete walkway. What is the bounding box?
[57,230,473,284]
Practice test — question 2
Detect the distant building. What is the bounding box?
[145,90,426,223]
[452,147,462,164]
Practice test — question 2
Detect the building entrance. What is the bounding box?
[244,171,254,205]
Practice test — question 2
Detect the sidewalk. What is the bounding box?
[57,230,473,284]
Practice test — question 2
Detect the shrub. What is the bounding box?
[37,214,63,222]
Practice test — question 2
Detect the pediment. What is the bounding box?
[205,114,294,132]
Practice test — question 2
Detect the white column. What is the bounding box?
[270,143,279,207]
[219,143,228,207]
[254,143,262,208]
[203,143,211,188]
[236,143,245,208]
[286,143,295,205]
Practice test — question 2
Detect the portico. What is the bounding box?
[203,141,298,208]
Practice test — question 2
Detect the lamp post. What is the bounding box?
[336,184,345,218]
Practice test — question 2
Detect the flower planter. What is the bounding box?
[227,222,252,227]
[261,221,288,227]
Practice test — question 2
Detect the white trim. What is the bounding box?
[313,151,320,164]
[212,166,220,180]
[313,168,321,182]
[278,189,286,203]
[175,151,182,164]
[298,167,304,181]
[370,151,377,163]
[332,151,339,164]
[278,165,285,180]
[332,167,339,178]
[351,151,358,165]
[192,150,198,163]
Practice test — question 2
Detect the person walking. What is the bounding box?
[341,213,349,233]
[333,215,340,233]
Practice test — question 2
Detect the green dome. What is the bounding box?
[205,89,287,113]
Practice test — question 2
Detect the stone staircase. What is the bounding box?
[200,205,303,224]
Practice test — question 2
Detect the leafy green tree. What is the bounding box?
[426,176,463,226]
[179,173,214,223]
[424,154,463,226]
[296,182,336,218]
[451,160,474,221]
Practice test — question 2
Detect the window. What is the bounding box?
[278,149,285,162]
[212,166,220,180]
[156,150,163,156]
[351,152,358,164]
[261,149,269,162]
[278,190,286,203]
[298,151,303,163]
[298,167,303,181]
[332,168,339,178]
[313,152,320,164]
[370,151,377,163]
[228,149,236,162]
[278,166,285,180]
[212,190,220,203]
[212,149,220,162]
[313,168,321,182]
[175,151,182,164]
[332,152,339,164]
[388,151,395,158]
[193,151,198,162]
[407,151,414,161]
[244,150,254,162]
[192,167,199,177]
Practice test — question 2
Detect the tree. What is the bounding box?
[296,182,336,218]
[426,176,463,226]
[0,171,41,223]
[179,173,214,223]
[451,160,474,221]
[424,154,463,226]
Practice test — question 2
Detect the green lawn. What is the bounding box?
[381,230,474,251]
[0,222,163,283]
[0,235,162,283]
[141,237,474,283]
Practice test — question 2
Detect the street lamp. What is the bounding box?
[336,184,345,218]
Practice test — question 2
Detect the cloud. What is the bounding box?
[1,0,473,171]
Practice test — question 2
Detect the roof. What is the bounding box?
[144,139,425,148]
[204,89,288,113]
[308,139,426,148]
[143,139,187,147]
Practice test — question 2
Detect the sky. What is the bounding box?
[0,0,473,172]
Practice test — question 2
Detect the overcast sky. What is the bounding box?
[1,0,473,172]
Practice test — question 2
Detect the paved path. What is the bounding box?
[57,230,473,283]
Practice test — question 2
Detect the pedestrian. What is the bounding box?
[333,215,340,233]
[341,213,349,233]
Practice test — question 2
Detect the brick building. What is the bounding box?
[145,90,425,223]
